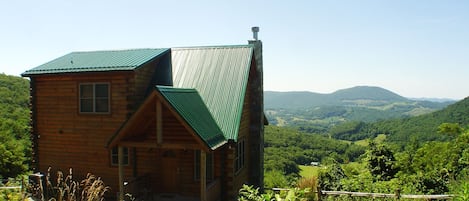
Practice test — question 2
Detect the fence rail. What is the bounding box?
[321,190,453,200]
[0,178,25,192]
[271,188,454,200]
[0,186,22,190]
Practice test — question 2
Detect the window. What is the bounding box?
[235,139,245,173]
[194,150,213,181]
[111,147,129,166]
[79,83,110,113]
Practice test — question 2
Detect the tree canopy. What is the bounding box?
[0,74,30,178]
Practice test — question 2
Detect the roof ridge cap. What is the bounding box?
[172,44,252,50]
[71,48,169,54]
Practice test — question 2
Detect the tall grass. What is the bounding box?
[28,167,110,201]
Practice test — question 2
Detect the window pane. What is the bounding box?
[80,85,93,98]
[80,99,93,112]
[112,155,118,165]
[194,151,214,181]
[111,147,129,165]
[235,140,245,173]
[95,98,109,113]
[123,155,129,165]
[95,84,109,98]
[241,141,245,167]
[207,153,213,180]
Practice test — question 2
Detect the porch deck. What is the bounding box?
[124,175,220,201]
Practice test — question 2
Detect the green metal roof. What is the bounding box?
[156,86,227,149]
[22,48,169,76]
[171,45,254,140]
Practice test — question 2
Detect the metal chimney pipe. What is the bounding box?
[252,26,259,40]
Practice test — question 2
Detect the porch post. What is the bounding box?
[200,150,207,201]
[118,146,125,201]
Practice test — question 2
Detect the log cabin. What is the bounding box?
[22,28,266,201]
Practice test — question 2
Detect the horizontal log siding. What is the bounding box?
[131,60,160,111]
[227,83,250,200]
[33,72,139,195]
[121,104,202,145]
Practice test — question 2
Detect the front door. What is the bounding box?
[161,150,178,193]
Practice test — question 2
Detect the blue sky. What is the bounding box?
[1,1,468,99]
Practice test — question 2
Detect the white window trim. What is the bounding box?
[79,82,110,114]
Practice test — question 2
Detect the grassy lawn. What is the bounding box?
[355,134,387,146]
[299,165,321,178]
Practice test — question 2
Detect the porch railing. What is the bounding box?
[123,174,151,200]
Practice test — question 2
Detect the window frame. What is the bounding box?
[194,150,214,181]
[79,82,110,114]
[110,147,129,166]
[234,138,245,174]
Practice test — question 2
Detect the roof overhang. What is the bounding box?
[106,86,227,152]
[22,48,170,77]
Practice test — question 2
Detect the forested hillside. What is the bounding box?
[265,86,453,130]
[263,91,469,196]
[0,74,30,178]
[360,97,469,147]
[263,125,366,187]
[264,119,469,196]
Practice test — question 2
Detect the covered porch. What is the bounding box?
[116,145,223,201]
[107,86,227,201]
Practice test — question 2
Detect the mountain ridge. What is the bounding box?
[265,86,455,109]
[264,86,457,128]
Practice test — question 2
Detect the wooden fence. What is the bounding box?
[271,187,454,200]
[320,190,453,200]
[0,178,25,192]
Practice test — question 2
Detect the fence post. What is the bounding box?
[317,186,322,201]
[394,188,401,200]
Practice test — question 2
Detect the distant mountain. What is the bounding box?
[409,97,457,103]
[264,86,455,129]
[264,91,327,108]
[265,86,450,109]
[330,86,407,102]
[265,86,409,109]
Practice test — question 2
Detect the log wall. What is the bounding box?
[30,58,162,196]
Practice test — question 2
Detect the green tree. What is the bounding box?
[366,141,398,181]
[438,122,463,136]
[0,74,30,178]
[318,158,346,191]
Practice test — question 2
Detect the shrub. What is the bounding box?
[264,170,289,189]
[454,182,469,201]
[238,184,311,201]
